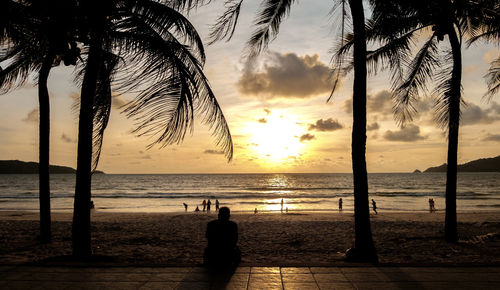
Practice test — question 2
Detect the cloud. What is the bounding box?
[257,118,267,123]
[482,133,500,142]
[23,108,39,123]
[308,118,343,132]
[461,102,500,125]
[383,124,427,142]
[342,90,393,114]
[204,149,225,154]
[342,98,352,113]
[112,93,127,108]
[238,52,332,98]
[368,90,393,113]
[264,108,271,115]
[367,122,379,131]
[299,133,315,142]
[61,133,76,143]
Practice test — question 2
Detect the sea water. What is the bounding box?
[1,173,499,213]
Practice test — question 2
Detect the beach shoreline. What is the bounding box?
[1,210,500,266]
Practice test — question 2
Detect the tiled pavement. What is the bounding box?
[1,265,499,289]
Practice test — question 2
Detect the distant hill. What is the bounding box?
[423,155,500,173]
[0,160,104,174]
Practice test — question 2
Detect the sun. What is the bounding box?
[245,111,306,164]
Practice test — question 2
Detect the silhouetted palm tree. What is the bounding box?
[71,0,233,257]
[0,0,80,243]
[210,0,378,262]
[358,0,497,242]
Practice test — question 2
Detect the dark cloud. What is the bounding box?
[367,122,380,131]
[204,149,225,154]
[482,133,500,142]
[23,108,39,123]
[61,133,76,143]
[112,93,127,108]
[258,118,267,123]
[299,133,315,142]
[368,90,392,113]
[383,124,427,142]
[238,52,332,98]
[308,118,343,132]
[342,98,352,113]
[461,102,500,125]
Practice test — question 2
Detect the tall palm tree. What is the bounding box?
[71,0,233,257]
[359,0,497,242]
[210,0,377,261]
[0,0,80,243]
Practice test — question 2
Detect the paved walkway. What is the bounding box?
[1,265,499,289]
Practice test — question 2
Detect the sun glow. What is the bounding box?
[245,112,306,165]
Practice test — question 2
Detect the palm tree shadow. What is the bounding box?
[177,267,239,290]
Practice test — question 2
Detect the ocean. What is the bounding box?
[1,173,500,213]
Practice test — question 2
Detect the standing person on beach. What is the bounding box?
[429,198,435,213]
[204,207,241,269]
[207,199,212,212]
[281,199,284,213]
[202,200,206,212]
[216,199,220,211]
[183,203,188,212]
[371,199,378,215]
[339,198,343,211]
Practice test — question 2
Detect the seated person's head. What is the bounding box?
[218,207,230,221]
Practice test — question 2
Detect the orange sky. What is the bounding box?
[1,2,499,173]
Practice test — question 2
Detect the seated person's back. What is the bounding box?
[204,207,240,268]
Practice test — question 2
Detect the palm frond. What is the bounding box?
[431,47,464,129]
[246,0,296,58]
[91,50,120,172]
[113,27,233,160]
[484,57,500,100]
[393,35,440,126]
[207,0,243,45]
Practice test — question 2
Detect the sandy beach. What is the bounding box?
[1,210,500,266]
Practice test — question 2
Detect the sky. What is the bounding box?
[0,1,499,174]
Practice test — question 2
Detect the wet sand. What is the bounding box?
[1,210,500,265]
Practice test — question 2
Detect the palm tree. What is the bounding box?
[360,0,497,242]
[0,0,80,243]
[210,0,377,262]
[71,0,233,257]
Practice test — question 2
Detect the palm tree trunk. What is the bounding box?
[72,30,103,257]
[38,52,55,244]
[445,26,461,243]
[346,0,377,262]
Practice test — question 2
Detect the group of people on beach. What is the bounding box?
[184,199,220,212]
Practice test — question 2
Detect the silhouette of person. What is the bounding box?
[207,199,212,212]
[183,203,188,212]
[216,199,220,211]
[281,198,284,213]
[195,206,200,212]
[429,198,435,212]
[339,198,343,211]
[202,200,206,212]
[371,199,378,214]
[90,200,95,210]
[204,207,241,269]
[254,208,258,214]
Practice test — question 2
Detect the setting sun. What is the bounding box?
[245,112,306,164]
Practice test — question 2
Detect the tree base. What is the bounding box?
[345,247,378,263]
